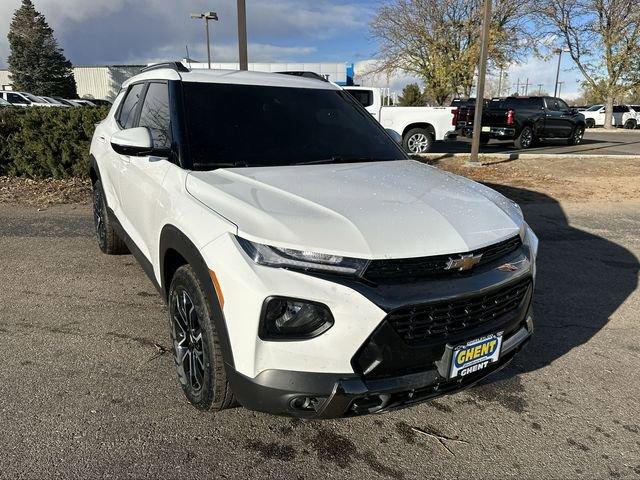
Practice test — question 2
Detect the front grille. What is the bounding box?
[387,277,531,344]
[363,235,522,283]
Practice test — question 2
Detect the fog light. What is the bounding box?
[260,297,334,340]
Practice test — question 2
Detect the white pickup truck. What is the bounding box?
[582,104,640,129]
[343,86,456,153]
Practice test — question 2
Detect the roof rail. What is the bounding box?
[276,71,329,82]
[140,61,190,73]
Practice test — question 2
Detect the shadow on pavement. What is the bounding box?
[475,183,639,386]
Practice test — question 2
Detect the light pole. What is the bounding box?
[553,47,569,97]
[237,0,248,70]
[190,11,219,69]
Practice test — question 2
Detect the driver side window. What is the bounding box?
[138,82,171,150]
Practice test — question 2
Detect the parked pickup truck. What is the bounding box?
[343,86,456,154]
[456,96,586,149]
[582,104,639,129]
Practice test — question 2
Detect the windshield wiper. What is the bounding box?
[294,156,385,166]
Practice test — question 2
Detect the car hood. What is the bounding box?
[186,160,523,259]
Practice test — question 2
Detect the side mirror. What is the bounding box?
[110,127,153,156]
[386,128,402,145]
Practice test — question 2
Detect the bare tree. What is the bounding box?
[369,0,531,105]
[534,0,640,128]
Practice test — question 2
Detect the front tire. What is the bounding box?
[403,128,434,154]
[168,265,235,411]
[514,125,534,149]
[585,118,595,129]
[567,125,585,145]
[92,179,128,255]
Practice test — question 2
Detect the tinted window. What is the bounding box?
[7,93,29,104]
[183,83,405,169]
[613,105,628,113]
[557,99,569,110]
[545,97,565,111]
[585,105,603,111]
[138,82,171,149]
[118,83,144,129]
[346,89,374,108]
[515,98,543,109]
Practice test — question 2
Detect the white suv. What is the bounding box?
[90,62,538,418]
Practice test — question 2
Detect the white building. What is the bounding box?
[0,61,354,101]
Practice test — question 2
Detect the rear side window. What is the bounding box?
[117,83,144,129]
[346,89,374,108]
[613,105,629,113]
[514,98,543,109]
[7,93,29,104]
[138,82,171,149]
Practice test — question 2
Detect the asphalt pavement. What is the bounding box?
[434,129,640,155]
[0,196,639,479]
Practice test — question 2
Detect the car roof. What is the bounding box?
[122,67,340,91]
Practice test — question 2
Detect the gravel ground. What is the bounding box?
[0,195,638,479]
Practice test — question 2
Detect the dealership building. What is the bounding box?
[0,61,355,101]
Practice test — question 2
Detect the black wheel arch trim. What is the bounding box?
[89,154,101,184]
[159,224,235,369]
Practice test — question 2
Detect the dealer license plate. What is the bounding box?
[481,126,490,132]
[450,333,502,378]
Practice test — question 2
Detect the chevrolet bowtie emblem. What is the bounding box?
[445,253,483,271]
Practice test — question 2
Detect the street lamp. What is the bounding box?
[190,11,219,69]
[553,47,569,97]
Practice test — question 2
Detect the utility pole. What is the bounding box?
[524,78,529,95]
[537,83,543,95]
[497,68,504,97]
[558,81,565,98]
[515,78,520,95]
[237,0,248,70]
[190,11,219,69]
[469,0,491,165]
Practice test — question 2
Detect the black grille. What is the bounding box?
[387,277,531,344]
[363,235,522,282]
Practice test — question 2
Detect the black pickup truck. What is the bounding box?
[454,96,586,149]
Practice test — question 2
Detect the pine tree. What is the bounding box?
[398,83,426,107]
[7,0,77,97]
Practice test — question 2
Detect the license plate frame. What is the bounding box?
[449,332,503,379]
[481,126,491,132]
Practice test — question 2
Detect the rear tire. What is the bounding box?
[624,119,637,130]
[567,125,585,145]
[514,125,534,149]
[480,134,490,146]
[403,128,434,154]
[168,265,235,411]
[585,118,595,129]
[92,179,128,255]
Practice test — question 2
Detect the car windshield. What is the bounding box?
[585,105,603,111]
[182,82,405,169]
[23,93,44,103]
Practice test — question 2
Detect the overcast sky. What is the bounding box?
[0,0,582,98]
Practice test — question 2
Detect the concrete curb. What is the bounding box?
[417,152,640,162]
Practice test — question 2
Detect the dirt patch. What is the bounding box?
[429,155,640,203]
[0,176,91,206]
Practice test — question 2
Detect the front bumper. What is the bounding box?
[228,314,533,419]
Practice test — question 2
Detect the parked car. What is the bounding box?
[90,62,538,418]
[39,96,70,107]
[91,99,112,107]
[343,86,456,153]
[456,96,586,149]
[582,104,639,129]
[51,96,82,107]
[0,91,53,107]
[0,97,11,107]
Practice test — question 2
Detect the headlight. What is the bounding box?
[523,223,539,259]
[260,297,334,340]
[236,236,369,276]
